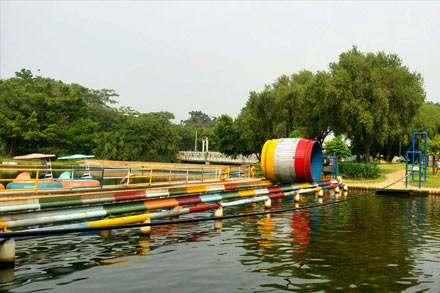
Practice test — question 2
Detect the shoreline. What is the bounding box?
[345,169,440,195]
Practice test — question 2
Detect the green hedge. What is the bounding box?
[338,162,380,179]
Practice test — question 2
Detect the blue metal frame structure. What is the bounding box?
[322,152,338,178]
[406,132,428,188]
[406,151,422,189]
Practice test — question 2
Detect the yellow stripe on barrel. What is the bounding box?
[262,139,279,182]
[260,140,270,178]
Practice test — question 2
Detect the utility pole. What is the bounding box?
[194,130,197,152]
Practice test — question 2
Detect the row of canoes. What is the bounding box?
[1,171,100,190]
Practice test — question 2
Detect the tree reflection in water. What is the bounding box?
[291,210,311,264]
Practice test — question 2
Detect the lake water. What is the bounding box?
[2,191,440,292]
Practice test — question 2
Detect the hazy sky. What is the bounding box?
[1,1,439,122]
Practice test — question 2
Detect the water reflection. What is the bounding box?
[291,210,311,264]
[257,214,275,249]
[3,192,440,292]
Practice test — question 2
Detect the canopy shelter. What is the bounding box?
[58,154,95,177]
[58,154,95,160]
[13,153,55,160]
[13,153,56,178]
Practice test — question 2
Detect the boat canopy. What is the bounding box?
[58,154,95,160]
[13,153,56,160]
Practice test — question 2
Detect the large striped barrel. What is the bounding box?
[261,138,322,183]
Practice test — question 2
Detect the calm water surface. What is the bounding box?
[2,192,440,292]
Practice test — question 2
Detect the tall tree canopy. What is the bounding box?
[226,70,336,158]
[413,102,440,137]
[329,47,425,162]
[0,69,102,156]
[181,110,217,128]
[0,69,181,162]
[94,111,180,162]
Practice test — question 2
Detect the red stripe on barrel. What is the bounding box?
[294,139,308,182]
[304,140,314,182]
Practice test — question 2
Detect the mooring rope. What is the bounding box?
[0,175,408,239]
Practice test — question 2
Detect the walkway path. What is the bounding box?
[347,169,440,194]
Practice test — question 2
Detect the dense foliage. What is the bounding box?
[338,162,380,179]
[0,69,102,156]
[0,69,199,161]
[323,136,351,159]
[428,135,440,155]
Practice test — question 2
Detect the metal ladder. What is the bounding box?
[405,132,428,189]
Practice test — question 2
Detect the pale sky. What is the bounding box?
[1,1,439,122]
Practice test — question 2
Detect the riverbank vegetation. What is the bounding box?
[0,47,438,164]
[0,71,217,162]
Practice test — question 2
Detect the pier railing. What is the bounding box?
[0,164,254,192]
[0,168,41,192]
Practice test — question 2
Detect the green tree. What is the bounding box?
[298,71,334,144]
[323,136,351,159]
[329,47,425,163]
[0,69,182,163]
[427,135,440,155]
[230,69,338,158]
[94,111,180,162]
[181,110,217,128]
[0,69,99,156]
[413,102,440,137]
[213,114,241,156]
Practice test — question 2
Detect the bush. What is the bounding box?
[338,162,380,179]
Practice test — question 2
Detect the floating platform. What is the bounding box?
[375,189,429,196]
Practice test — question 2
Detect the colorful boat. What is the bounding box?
[13,153,55,178]
[6,171,62,189]
[57,154,100,188]
[57,171,101,188]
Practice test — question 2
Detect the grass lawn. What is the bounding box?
[408,171,440,188]
[377,163,405,174]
